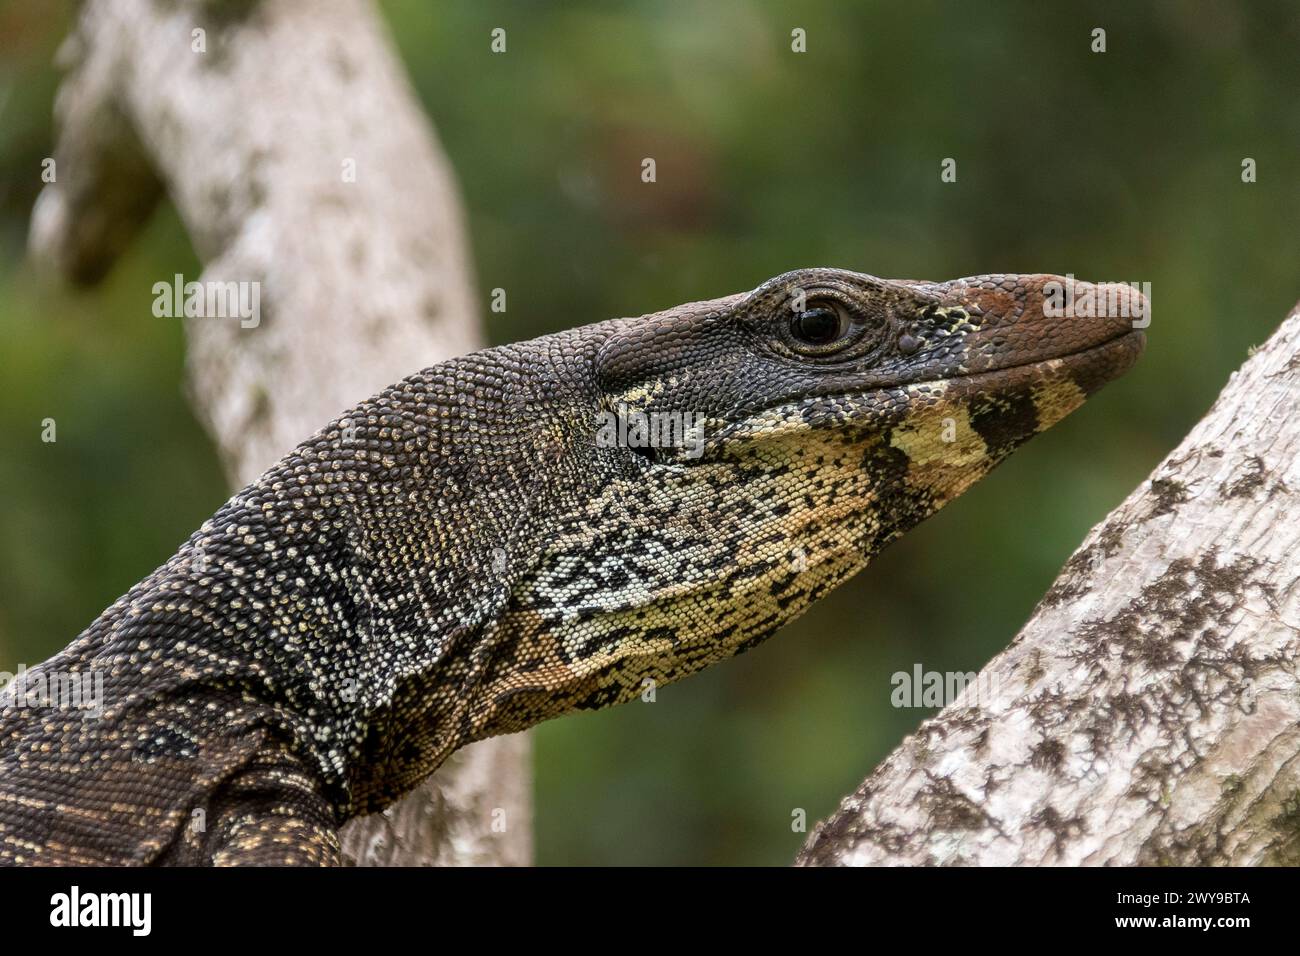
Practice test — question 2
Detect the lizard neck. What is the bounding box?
[212,341,601,816]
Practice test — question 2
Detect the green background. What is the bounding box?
[1,1,1296,864]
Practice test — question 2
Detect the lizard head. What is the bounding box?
[475,268,1144,738]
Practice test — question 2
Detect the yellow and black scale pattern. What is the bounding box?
[0,268,1143,864]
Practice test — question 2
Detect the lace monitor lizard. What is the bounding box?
[0,268,1144,865]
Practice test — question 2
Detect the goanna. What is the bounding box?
[0,268,1144,865]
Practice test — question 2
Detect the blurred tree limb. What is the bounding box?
[801,302,1300,866]
[29,0,530,866]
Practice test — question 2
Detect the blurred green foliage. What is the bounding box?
[0,0,1297,864]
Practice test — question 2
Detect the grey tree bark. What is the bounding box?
[29,0,531,866]
[800,302,1300,866]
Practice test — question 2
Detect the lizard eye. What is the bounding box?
[787,299,857,354]
[791,306,842,345]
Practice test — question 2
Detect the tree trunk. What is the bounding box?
[30,0,531,867]
[799,301,1300,866]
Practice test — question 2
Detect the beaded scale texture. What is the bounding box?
[0,268,1143,865]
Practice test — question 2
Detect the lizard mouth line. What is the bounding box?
[785,327,1143,416]
[818,325,1146,406]
[931,326,1145,387]
[672,328,1145,464]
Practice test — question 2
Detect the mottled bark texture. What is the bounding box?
[800,302,1300,866]
[29,0,531,866]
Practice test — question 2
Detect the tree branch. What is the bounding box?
[31,0,530,866]
[800,302,1300,866]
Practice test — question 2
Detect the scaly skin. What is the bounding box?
[0,269,1144,865]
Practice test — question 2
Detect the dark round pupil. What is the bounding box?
[793,306,841,344]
